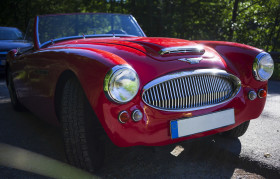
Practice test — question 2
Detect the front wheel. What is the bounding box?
[222,121,250,138]
[60,77,105,173]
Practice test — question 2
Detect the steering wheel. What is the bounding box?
[106,29,127,35]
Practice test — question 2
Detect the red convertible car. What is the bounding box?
[6,13,274,172]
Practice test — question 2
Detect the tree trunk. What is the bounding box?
[272,25,280,51]
[120,0,124,13]
[269,7,280,51]
[266,15,279,51]
[229,0,239,41]
[110,0,114,13]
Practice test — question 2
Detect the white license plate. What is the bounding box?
[170,109,235,139]
[0,60,6,66]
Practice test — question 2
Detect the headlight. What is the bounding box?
[104,65,140,103]
[253,52,274,81]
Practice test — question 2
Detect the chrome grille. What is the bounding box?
[142,69,241,112]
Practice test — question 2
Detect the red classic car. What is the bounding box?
[6,13,274,172]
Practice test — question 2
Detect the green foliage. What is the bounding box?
[0,0,279,51]
[272,63,280,80]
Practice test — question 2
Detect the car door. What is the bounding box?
[10,49,32,106]
[21,50,60,124]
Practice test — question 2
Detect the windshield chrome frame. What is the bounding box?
[40,34,138,48]
[34,13,146,49]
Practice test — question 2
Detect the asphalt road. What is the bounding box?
[0,75,279,179]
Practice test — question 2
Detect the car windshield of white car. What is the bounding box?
[0,28,23,40]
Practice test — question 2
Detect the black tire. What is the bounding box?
[222,121,250,138]
[60,77,105,173]
[7,68,24,111]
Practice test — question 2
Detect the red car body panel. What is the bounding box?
[7,18,268,147]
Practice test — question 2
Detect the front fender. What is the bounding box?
[52,47,131,137]
[194,41,264,85]
[194,41,267,120]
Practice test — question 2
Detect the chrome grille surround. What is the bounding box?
[142,69,241,112]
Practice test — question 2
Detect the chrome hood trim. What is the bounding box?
[159,45,205,55]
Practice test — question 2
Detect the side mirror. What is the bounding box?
[10,49,18,57]
[15,48,22,56]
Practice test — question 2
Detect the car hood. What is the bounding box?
[48,37,228,85]
[0,40,30,52]
[53,37,221,60]
[125,37,200,54]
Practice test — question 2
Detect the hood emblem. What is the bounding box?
[178,57,203,64]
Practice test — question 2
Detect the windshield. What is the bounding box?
[38,13,145,46]
[0,28,23,40]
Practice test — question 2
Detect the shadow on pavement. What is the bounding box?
[0,80,68,178]
[0,101,65,161]
[99,136,242,178]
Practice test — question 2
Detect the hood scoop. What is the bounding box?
[158,45,205,56]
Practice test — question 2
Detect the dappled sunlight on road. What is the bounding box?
[0,97,10,103]
[0,143,97,179]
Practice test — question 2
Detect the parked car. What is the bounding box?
[0,27,30,74]
[6,13,274,172]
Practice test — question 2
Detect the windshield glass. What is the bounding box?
[38,13,145,46]
[0,28,23,40]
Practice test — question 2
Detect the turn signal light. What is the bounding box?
[118,111,130,123]
[248,90,257,100]
[132,110,143,122]
[258,89,267,98]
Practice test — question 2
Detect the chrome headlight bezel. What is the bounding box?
[253,52,274,81]
[104,65,140,104]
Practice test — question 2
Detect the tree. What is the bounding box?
[0,0,279,51]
